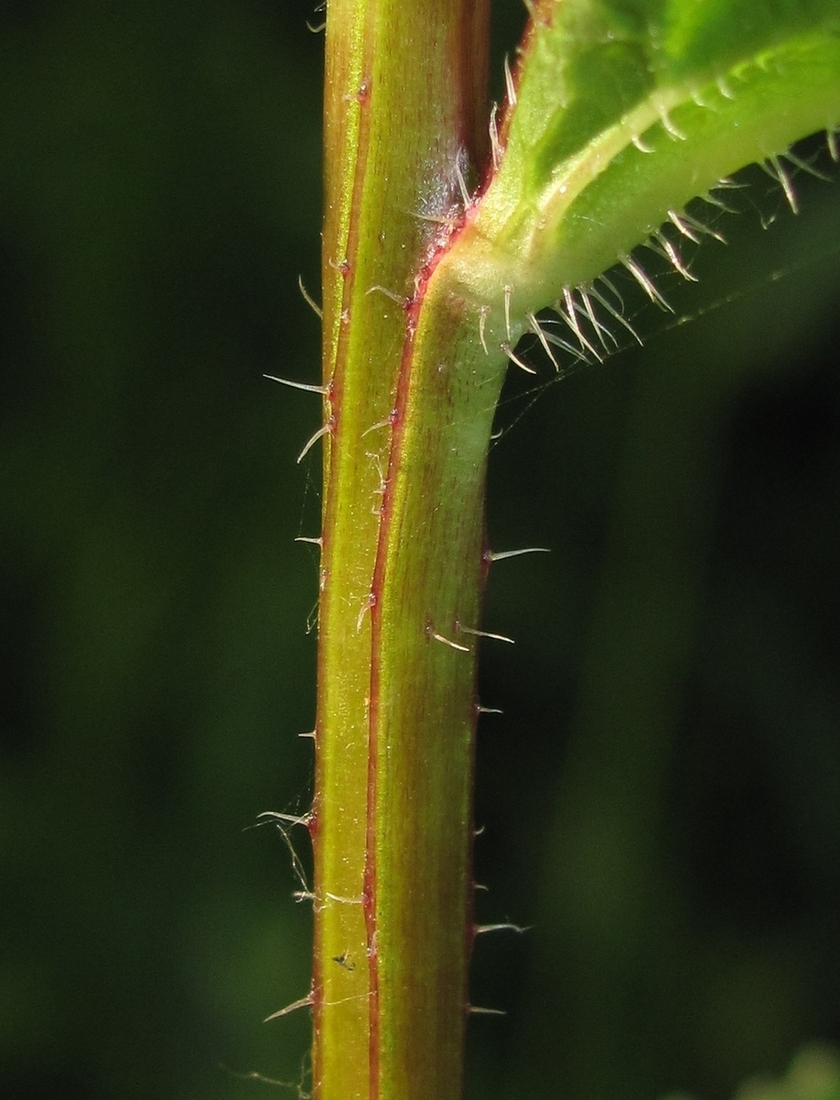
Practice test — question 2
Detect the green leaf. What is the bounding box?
[446,0,840,321]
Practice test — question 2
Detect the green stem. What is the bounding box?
[368,265,508,1098]
[310,1,840,1098]
[314,3,489,1098]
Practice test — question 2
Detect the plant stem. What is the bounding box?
[314,3,489,1098]
[311,2,840,1097]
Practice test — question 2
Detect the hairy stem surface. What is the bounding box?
[309,2,840,1099]
[314,3,489,1099]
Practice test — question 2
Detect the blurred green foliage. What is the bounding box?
[665,1043,840,1100]
[1,4,838,1100]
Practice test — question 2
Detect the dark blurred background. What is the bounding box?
[1,3,839,1100]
